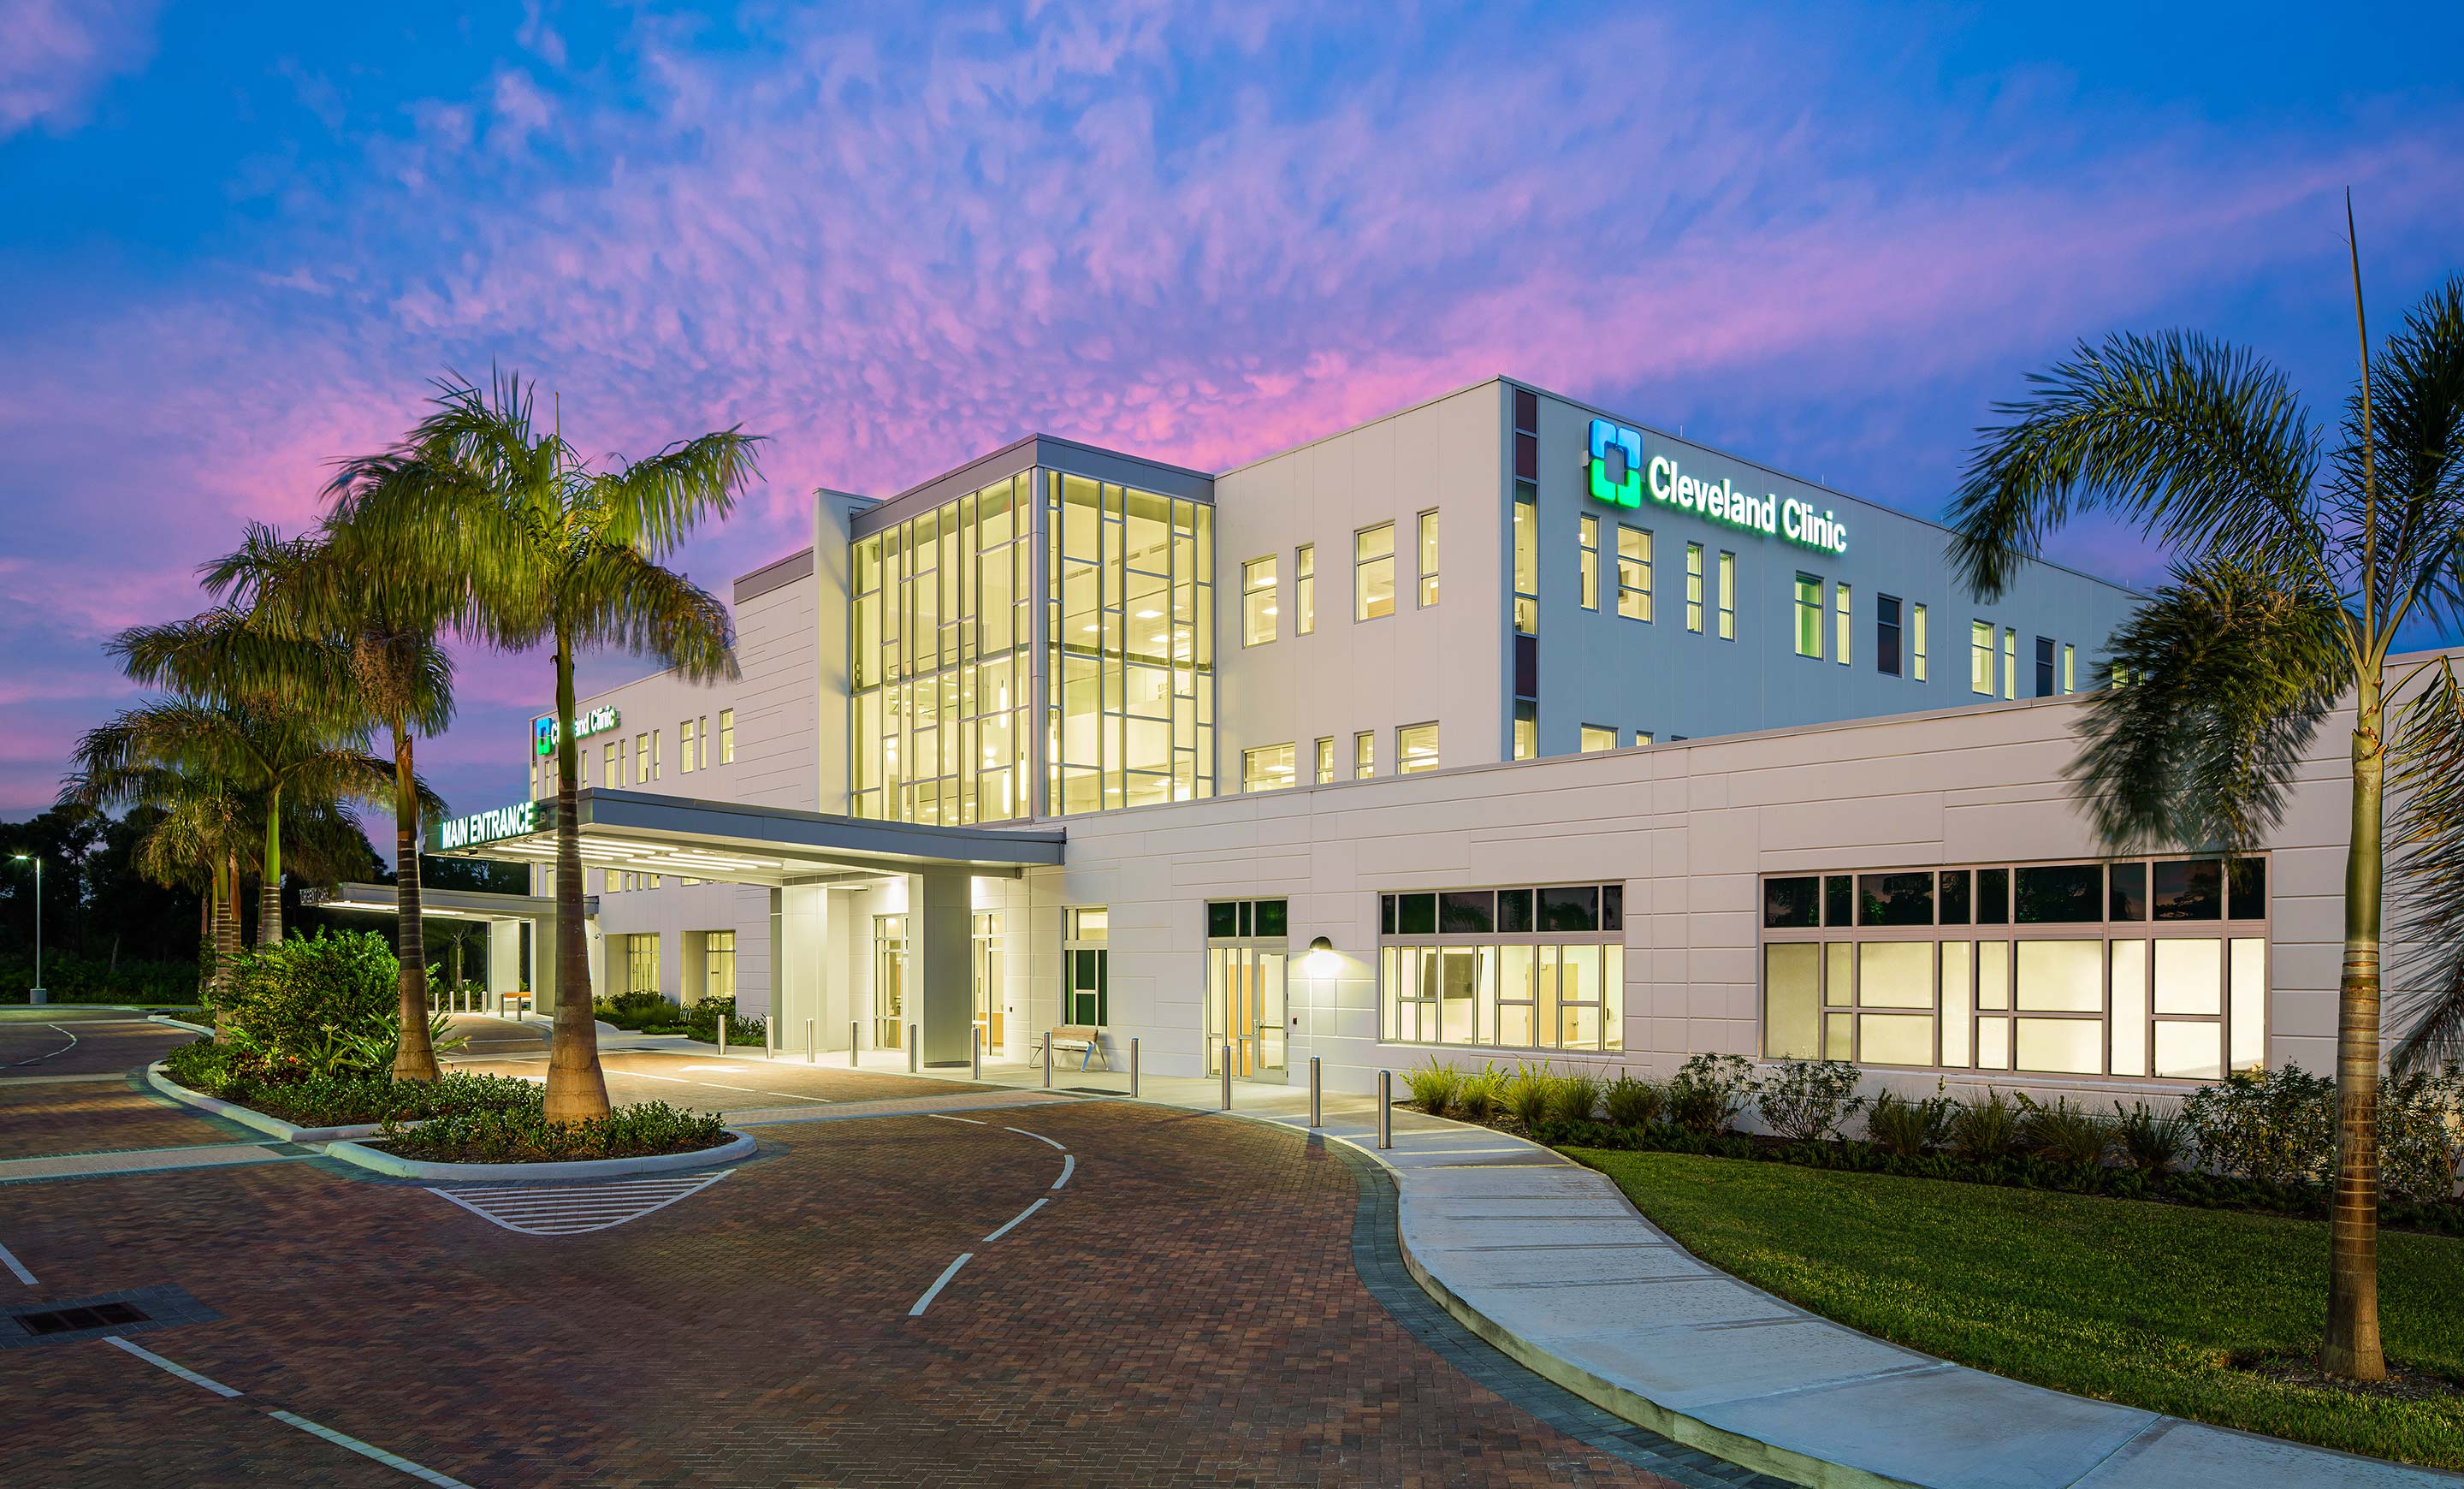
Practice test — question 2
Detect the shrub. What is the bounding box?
[163,1037,542,1126]
[2115,1100,2194,1173]
[683,997,766,1045]
[2378,1068,2464,1203]
[381,1100,727,1164]
[1756,1059,1867,1142]
[1948,1089,2023,1160]
[1667,1053,1756,1135]
[1503,1064,1561,1130]
[2182,1065,2336,1188]
[1602,1074,1665,1127]
[1555,1070,1605,1124]
[2021,1095,2116,1166]
[210,930,400,1059]
[1403,1059,1463,1116]
[1455,1065,1507,1122]
[1865,1089,1954,1156]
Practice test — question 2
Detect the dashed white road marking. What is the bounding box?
[1004,1126,1066,1151]
[428,1170,734,1236]
[980,1197,1047,1243]
[927,1113,986,1124]
[6,1023,78,1067]
[105,1335,242,1397]
[0,1239,35,1285]
[269,1410,477,1487]
[908,1252,973,1316]
[756,1091,832,1102]
[1053,1154,1075,1189]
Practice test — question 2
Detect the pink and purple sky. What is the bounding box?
[4,2,2461,833]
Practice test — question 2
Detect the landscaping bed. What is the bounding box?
[373,1100,729,1164]
[164,1038,541,1128]
[1573,1148,2464,1470]
[593,991,766,1043]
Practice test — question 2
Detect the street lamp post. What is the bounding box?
[11,855,40,1006]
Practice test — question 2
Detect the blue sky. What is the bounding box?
[3,1,2461,828]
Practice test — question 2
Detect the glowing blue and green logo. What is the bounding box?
[1586,417,1847,556]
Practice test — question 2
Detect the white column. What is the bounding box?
[915,867,973,1066]
[487,921,520,1013]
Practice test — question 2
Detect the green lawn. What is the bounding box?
[1571,1149,2464,1470]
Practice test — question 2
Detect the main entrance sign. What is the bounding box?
[533,705,621,756]
[1588,418,1848,556]
[433,799,548,853]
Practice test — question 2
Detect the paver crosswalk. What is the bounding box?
[426,1169,734,1236]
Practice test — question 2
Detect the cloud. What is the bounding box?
[0,0,160,138]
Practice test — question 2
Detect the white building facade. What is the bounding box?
[433,377,2369,1101]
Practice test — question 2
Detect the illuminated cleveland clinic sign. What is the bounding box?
[1588,418,1847,556]
[533,705,621,756]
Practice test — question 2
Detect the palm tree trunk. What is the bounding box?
[258,786,283,946]
[390,723,440,1082]
[2324,675,2388,1379]
[215,851,240,992]
[197,889,212,1003]
[543,628,611,1124]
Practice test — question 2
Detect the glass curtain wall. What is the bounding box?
[1048,474,1214,815]
[850,475,1036,823]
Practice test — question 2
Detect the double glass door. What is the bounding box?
[972,911,1003,1053]
[1206,945,1288,1078]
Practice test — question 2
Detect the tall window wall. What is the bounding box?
[1049,473,1216,816]
[1380,884,1626,1052]
[850,475,1038,824]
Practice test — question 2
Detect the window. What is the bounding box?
[1685,543,1704,632]
[1759,857,2268,1077]
[1876,595,1903,676]
[1717,551,1736,640]
[1397,722,1439,774]
[623,933,660,996]
[1616,526,1651,620]
[1795,576,1823,658]
[1314,736,1334,785]
[654,729,663,778]
[1512,386,1539,482]
[2035,637,2056,697]
[2003,627,2017,699]
[1512,484,1538,635]
[680,718,697,773]
[719,709,734,764]
[1242,557,1277,647]
[1912,604,1928,681]
[1242,744,1295,792]
[636,732,652,784]
[1353,730,1375,779]
[603,741,619,789]
[1354,523,1395,621]
[1513,701,1537,762]
[1835,584,1851,666]
[2063,643,2076,694]
[1207,898,1289,939]
[1295,544,1315,635]
[1632,729,1655,745]
[704,929,736,1003]
[1417,510,1439,607]
[1579,724,1617,753]
[697,715,709,769]
[1380,881,1625,1050]
[1064,908,1109,1026]
[1970,621,1994,695]
[1578,515,1600,610]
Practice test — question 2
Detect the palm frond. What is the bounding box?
[1946,330,2327,604]
[562,545,740,682]
[2388,659,2464,1072]
[585,429,764,558]
[2337,277,2464,642]
[2067,559,2346,852]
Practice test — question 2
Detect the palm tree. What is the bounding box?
[77,762,251,995]
[329,371,761,1122]
[1945,213,2464,1381]
[201,522,460,1081]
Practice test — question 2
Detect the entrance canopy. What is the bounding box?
[424,788,1065,887]
[301,883,586,923]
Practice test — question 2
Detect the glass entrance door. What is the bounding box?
[971,912,1004,1054]
[1206,946,1288,1079]
[874,915,907,1049]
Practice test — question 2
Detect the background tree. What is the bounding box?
[1945,219,2464,1380]
[330,371,760,1122]
[202,520,459,1080]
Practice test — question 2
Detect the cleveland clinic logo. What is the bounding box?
[1587,418,1847,556]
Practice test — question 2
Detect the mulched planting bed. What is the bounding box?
[376,1100,729,1164]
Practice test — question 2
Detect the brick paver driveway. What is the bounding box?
[0,1011,1749,1488]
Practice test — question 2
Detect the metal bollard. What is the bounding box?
[971,1025,981,1082]
[1129,1037,1140,1098]
[1043,1032,1053,1089]
[908,1022,919,1073]
[1310,1056,1322,1128]
[1377,1069,1393,1148]
[806,1018,816,1065]
[718,1013,727,1058]
[1221,1041,1234,1110]
[850,1019,860,1069]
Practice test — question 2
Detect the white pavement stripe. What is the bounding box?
[756,1091,832,1102]
[427,1169,732,1236]
[981,1197,1047,1243]
[6,1023,78,1068]
[927,1113,986,1124]
[104,1335,242,1397]
[908,1252,973,1316]
[0,1240,35,1285]
[269,1409,476,1488]
[1052,1154,1075,1189]
[696,1083,759,1092]
[1003,1126,1067,1151]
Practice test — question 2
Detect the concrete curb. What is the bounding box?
[147,1014,215,1035]
[145,1065,387,1144]
[319,1128,757,1182]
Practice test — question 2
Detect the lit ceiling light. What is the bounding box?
[1135,609,1161,619]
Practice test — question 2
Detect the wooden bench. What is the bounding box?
[1033,1024,1110,1071]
